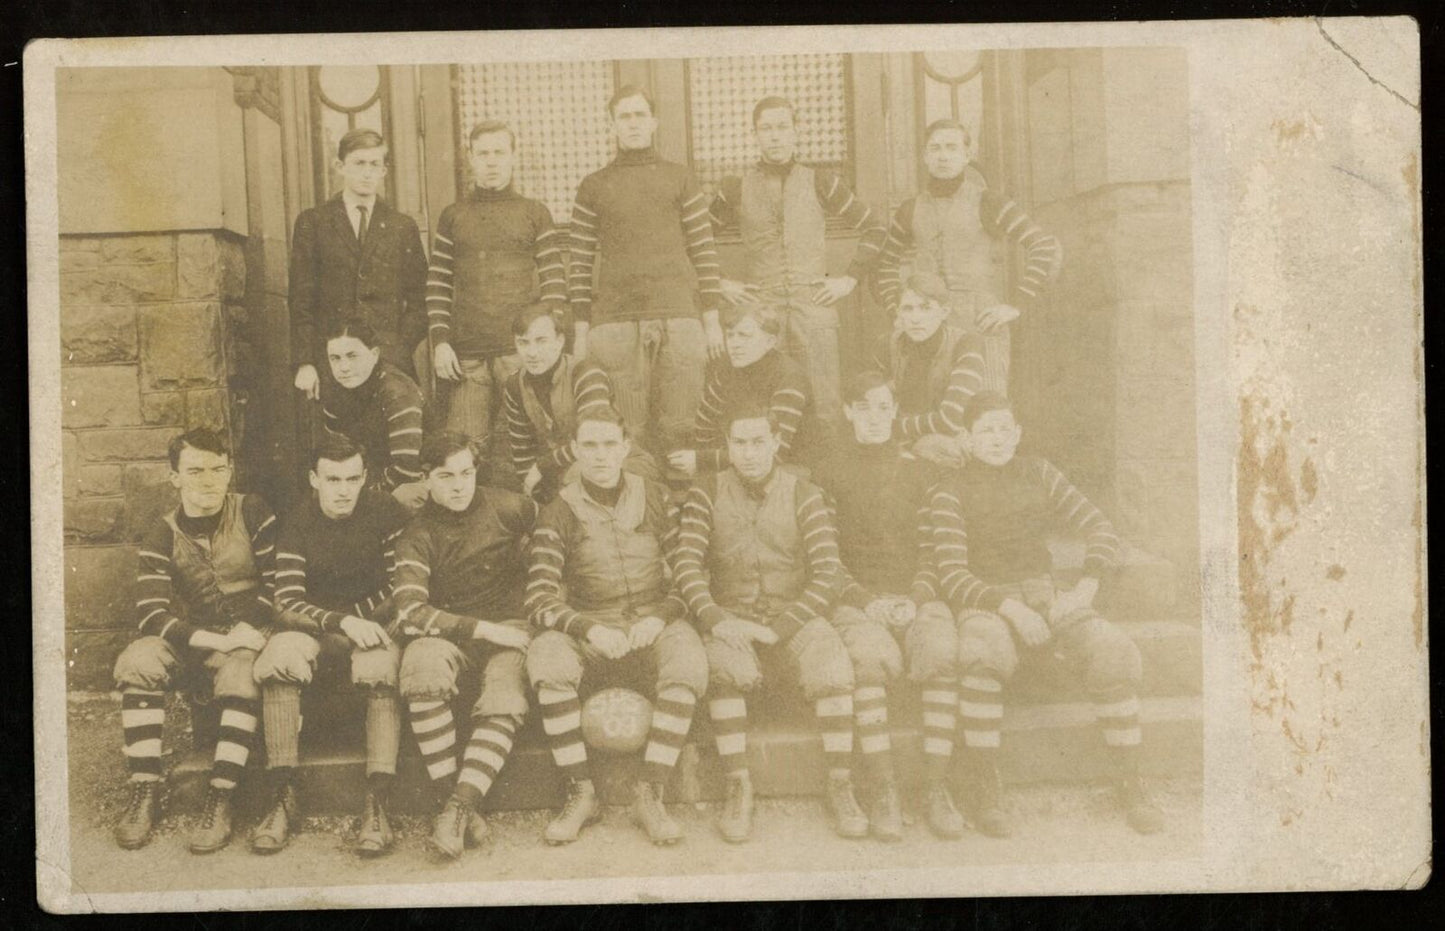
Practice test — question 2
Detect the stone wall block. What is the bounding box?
[177,232,221,300]
[185,388,230,432]
[63,432,81,500]
[79,427,182,462]
[77,464,124,497]
[65,545,140,630]
[138,302,224,389]
[218,237,248,302]
[64,496,126,543]
[99,234,175,265]
[62,261,176,306]
[61,304,139,364]
[61,365,143,429]
[140,391,186,425]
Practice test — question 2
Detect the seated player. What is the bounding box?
[524,407,708,845]
[929,391,1164,835]
[501,302,657,501]
[391,431,538,860]
[248,435,410,856]
[319,318,429,511]
[668,303,812,477]
[870,272,986,468]
[674,408,899,842]
[816,370,974,839]
[110,428,275,854]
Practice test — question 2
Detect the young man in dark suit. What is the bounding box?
[289,128,428,399]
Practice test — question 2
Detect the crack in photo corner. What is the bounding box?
[1314,18,1420,112]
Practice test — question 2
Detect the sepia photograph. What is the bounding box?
[26,18,1425,912]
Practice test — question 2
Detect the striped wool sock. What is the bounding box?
[708,692,749,775]
[854,685,890,757]
[408,700,458,783]
[210,697,259,791]
[261,683,303,771]
[538,686,588,780]
[641,686,697,785]
[920,678,958,780]
[815,692,855,777]
[365,688,402,777]
[454,714,520,809]
[121,689,166,782]
[958,674,1004,751]
[1092,686,1142,750]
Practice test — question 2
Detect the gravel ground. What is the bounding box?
[59,692,1203,899]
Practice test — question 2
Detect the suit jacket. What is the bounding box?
[288,195,428,373]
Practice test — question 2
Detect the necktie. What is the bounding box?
[356,205,369,249]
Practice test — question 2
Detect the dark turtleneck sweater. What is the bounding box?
[692,349,811,471]
[391,485,539,639]
[320,361,426,490]
[426,182,566,359]
[569,146,722,324]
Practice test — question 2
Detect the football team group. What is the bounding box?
[106,83,1165,863]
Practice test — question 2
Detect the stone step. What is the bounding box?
[171,696,1200,817]
[1048,540,1182,620]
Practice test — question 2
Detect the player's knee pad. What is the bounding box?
[398,637,464,701]
[905,601,960,682]
[351,641,400,690]
[705,636,762,693]
[252,630,320,686]
[845,620,904,686]
[474,649,530,718]
[793,619,855,700]
[655,621,709,698]
[112,636,178,691]
[1081,620,1143,694]
[958,611,1019,682]
[212,648,261,701]
[524,630,584,692]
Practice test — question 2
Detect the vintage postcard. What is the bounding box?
[27,17,1426,912]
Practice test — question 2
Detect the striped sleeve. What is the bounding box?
[776,481,841,639]
[533,205,569,307]
[815,169,886,280]
[692,365,728,472]
[567,182,600,323]
[1035,458,1120,576]
[672,482,729,631]
[379,371,426,488]
[391,524,476,641]
[133,520,192,646]
[273,522,338,636]
[502,375,543,481]
[930,485,1006,614]
[874,199,916,313]
[679,181,723,311]
[894,334,986,439]
[524,504,591,638]
[243,494,278,619]
[542,360,614,474]
[984,193,1063,309]
[348,522,405,620]
[425,206,457,345]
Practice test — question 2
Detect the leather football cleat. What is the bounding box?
[718,772,754,843]
[1118,774,1165,835]
[356,791,394,857]
[869,774,904,842]
[250,783,298,855]
[543,778,601,845]
[189,786,235,854]
[427,796,471,860]
[114,781,161,850]
[924,781,966,839]
[824,773,869,839]
[632,781,682,845]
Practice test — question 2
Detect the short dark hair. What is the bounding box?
[962,390,1013,429]
[726,405,778,437]
[419,431,478,473]
[310,433,366,473]
[720,302,782,337]
[923,119,972,149]
[607,84,655,119]
[752,96,795,127]
[511,302,567,339]
[324,317,381,349]
[468,119,516,151]
[574,404,628,438]
[337,128,386,162]
[901,271,949,306]
[168,428,230,471]
[843,370,894,406]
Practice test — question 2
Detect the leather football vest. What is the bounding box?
[738,164,828,292]
[709,468,806,610]
[518,355,580,451]
[888,325,968,416]
[557,473,665,612]
[164,493,260,621]
[911,172,1005,307]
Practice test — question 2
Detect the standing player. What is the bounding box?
[876,119,1061,394]
[110,429,275,854]
[673,409,900,842]
[391,432,539,860]
[290,128,427,398]
[929,392,1163,835]
[709,95,886,447]
[422,120,568,461]
[568,85,724,458]
[248,435,410,856]
[524,408,709,845]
